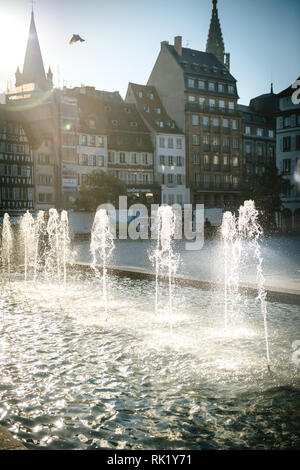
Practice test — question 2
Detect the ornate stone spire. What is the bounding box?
[21,10,48,89]
[206,0,225,65]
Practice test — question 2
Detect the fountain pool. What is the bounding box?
[0,272,299,450]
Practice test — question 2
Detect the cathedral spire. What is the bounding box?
[21,10,47,89]
[206,0,227,67]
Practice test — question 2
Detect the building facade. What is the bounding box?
[125,83,190,205]
[276,79,300,231]
[0,108,34,215]
[147,2,242,210]
[239,90,276,185]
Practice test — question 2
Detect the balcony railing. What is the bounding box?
[186,103,239,116]
[0,175,33,186]
[192,182,240,192]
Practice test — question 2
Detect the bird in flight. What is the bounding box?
[69,34,85,45]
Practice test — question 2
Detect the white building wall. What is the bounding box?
[155,133,190,205]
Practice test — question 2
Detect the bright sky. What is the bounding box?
[0,0,299,105]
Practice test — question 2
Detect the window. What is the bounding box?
[144,104,150,112]
[177,174,182,185]
[268,130,274,138]
[245,126,251,135]
[142,154,148,164]
[168,174,173,184]
[257,128,263,137]
[138,91,143,98]
[228,101,234,111]
[213,155,219,165]
[176,156,183,166]
[212,136,220,146]
[108,151,114,163]
[89,119,96,129]
[296,135,300,150]
[223,155,229,166]
[97,136,104,147]
[160,155,165,165]
[233,138,239,149]
[219,100,225,109]
[198,80,205,89]
[176,138,182,149]
[132,153,138,164]
[223,118,229,128]
[223,136,230,149]
[192,135,200,145]
[199,97,205,109]
[283,159,291,174]
[188,95,196,102]
[228,85,234,94]
[194,173,200,185]
[213,118,219,128]
[130,121,138,127]
[208,82,215,91]
[168,156,174,166]
[209,99,215,110]
[232,156,239,167]
[192,114,199,125]
[284,116,291,127]
[203,135,210,146]
[188,78,194,87]
[218,83,224,92]
[193,154,200,164]
[159,137,165,148]
[143,174,148,183]
[232,120,238,130]
[203,116,209,128]
[155,108,161,114]
[204,154,210,167]
[120,153,126,163]
[168,138,173,148]
[283,136,291,152]
[112,120,118,127]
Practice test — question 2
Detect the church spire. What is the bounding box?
[206,0,229,68]
[21,10,48,90]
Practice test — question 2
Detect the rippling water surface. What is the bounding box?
[0,273,299,449]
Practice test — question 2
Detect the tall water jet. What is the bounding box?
[150,206,179,326]
[20,211,35,281]
[90,209,115,318]
[221,211,238,328]
[1,213,13,279]
[46,208,61,280]
[60,210,72,285]
[33,211,46,282]
[238,200,271,370]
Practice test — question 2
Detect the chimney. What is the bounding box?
[174,36,182,56]
[160,40,169,48]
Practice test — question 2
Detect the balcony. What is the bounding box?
[0,175,33,186]
[185,103,239,116]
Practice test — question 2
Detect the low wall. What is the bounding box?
[74,262,300,306]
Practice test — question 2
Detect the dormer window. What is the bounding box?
[149,92,154,100]
[124,107,130,113]
[112,120,118,127]
[155,108,161,114]
[144,104,150,112]
[130,121,138,127]
[138,91,143,98]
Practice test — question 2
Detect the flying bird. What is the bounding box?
[69,34,85,45]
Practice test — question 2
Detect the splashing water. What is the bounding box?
[238,200,270,369]
[20,211,35,281]
[150,206,180,327]
[90,209,115,318]
[1,213,13,279]
[60,210,72,285]
[221,200,271,369]
[33,211,46,282]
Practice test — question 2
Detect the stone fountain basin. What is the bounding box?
[0,272,299,450]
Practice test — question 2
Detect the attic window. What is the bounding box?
[137,91,143,98]
[112,120,118,127]
[105,105,111,111]
[191,63,198,70]
[124,107,130,113]
[130,121,138,127]
[155,108,161,114]
[144,104,150,112]
[148,93,154,100]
